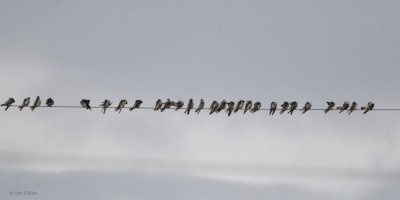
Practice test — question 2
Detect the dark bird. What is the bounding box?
[195,99,205,114]
[251,102,261,113]
[280,102,289,114]
[324,101,335,114]
[337,101,350,113]
[19,97,30,111]
[154,99,163,111]
[160,99,171,112]
[46,98,54,107]
[80,99,91,110]
[175,100,184,111]
[226,101,235,116]
[348,102,357,115]
[115,99,128,113]
[1,98,15,111]
[209,101,219,115]
[301,102,312,114]
[100,99,112,114]
[171,101,178,107]
[234,100,245,113]
[244,101,252,114]
[184,99,194,115]
[129,100,143,111]
[288,101,298,115]
[216,100,227,113]
[31,96,41,111]
[361,102,374,114]
[270,102,277,115]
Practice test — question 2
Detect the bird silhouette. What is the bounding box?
[288,101,298,115]
[184,99,194,115]
[115,99,128,113]
[1,98,15,111]
[46,98,54,107]
[100,99,112,114]
[324,102,335,114]
[226,101,235,116]
[337,101,350,113]
[129,100,143,111]
[270,102,277,115]
[19,97,30,111]
[195,99,205,114]
[244,101,252,114]
[361,102,374,114]
[80,99,91,110]
[31,96,41,111]
[175,101,184,111]
[155,99,163,111]
[348,102,357,115]
[251,102,261,113]
[234,100,244,113]
[160,99,171,112]
[280,102,289,114]
[216,100,227,113]
[301,102,312,114]
[209,101,219,115]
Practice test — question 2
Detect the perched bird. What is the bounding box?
[19,97,30,111]
[361,102,374,114]
[46,98,54,107]
[244,100,252,114]
[301,102,312,114]
[216,100,227,113]
[195,99,205,114]
[31,96,41,111]
[251,102,261,113]
[270,102,277,115]
[115,99,128,113]
[324,101,335,114]
[1,98,15,111]
[175,101,184,111]
[280,102,289,114]
[80,99,91,110]
[209,101,219,115]
[154,99,163,111]
[184,99,194,115]
[234,100,245,113]
[160,99,171,112]
[129,100,143,111]
[100,99,112,114]
[171,101,178,107]
[288,101,298,115]
[226,101,235,116]
[337,101,350,113]
[348,102,358,115]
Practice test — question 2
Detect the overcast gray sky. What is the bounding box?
[1,0,400,199]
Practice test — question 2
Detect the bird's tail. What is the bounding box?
[19,106,23,111]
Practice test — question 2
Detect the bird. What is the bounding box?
[129,100,143,111]
[301,102,312,114]
[209,101,219,115]
[288,101,298,115]
[348,102,357,115]
[46,98,54,107]
[216,100,227,113]
[280,102,289,114]
[234,100,245,113]
[115,99,128,113]
[31,96,41,111]
[100,99,112,114]
[337,101,350,113]
[195,99,205,114]
[226,101,235,116]
[161,99,171,112]
[324,101,335,114]
[1,98,15,111]
[244,100,252,114]
[175,101,184,111]
[270,102,277,115]
[154,99,163,111]
[80,99,91,110]
[184,99,194,115]
[251,102,261,113]
[19,97,30,111]
[361,102,374,114]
